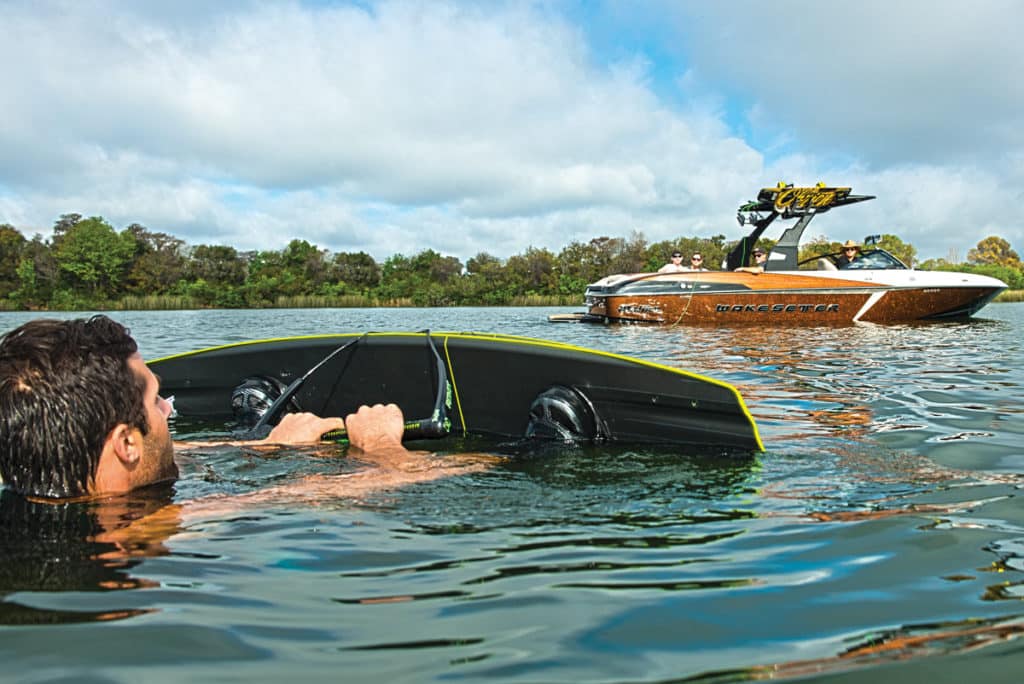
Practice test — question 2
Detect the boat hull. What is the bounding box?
[583,271,1006,325]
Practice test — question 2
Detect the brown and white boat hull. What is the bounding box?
[583,271,1006,325]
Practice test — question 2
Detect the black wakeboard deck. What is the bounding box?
[149,331,764,451]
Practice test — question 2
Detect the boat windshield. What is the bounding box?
[843,249,908,270]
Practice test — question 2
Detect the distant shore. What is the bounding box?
[2,291,1020,312]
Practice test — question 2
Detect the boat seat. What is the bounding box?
[817,258,838,271]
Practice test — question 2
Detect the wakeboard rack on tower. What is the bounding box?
[725,182,875,272]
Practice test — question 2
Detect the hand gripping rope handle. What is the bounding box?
[239,332,452,442]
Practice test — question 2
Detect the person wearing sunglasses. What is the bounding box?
[734,247,768,274]
[687,253,708,271]
[658,251,688,273]
[836,240,860,268]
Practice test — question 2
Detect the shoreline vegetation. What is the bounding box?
[995,289,1024,303]
[0,293,581,312]
[1,291,1021,313]
[2,215,1023,313]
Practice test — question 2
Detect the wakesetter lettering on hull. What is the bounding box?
[716,304,840,313]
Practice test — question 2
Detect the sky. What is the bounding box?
[1,0,1022,264]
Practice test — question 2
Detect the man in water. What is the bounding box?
[0,316,465,501]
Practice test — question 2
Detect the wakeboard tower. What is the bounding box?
[149,331,763,451]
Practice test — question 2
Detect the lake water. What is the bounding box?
[2,305,1024,682]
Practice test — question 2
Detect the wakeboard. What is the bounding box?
[149,331,763,451]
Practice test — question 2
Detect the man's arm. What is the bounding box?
[174,403,413,452]
[174,411,346,449]
[102,405,491,548]
[178,403,491,509]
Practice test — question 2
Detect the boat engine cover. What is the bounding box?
[525,385,607,443]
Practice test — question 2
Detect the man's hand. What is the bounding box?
[175,405,405,452]
[344,403,405,452]
[264,412,345,444]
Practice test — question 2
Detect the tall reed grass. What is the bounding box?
[273,295,413,308]
[112,295,200,310]
[508,294,581,306]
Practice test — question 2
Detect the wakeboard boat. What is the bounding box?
[579,183,1007,325]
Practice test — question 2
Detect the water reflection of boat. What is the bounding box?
[578,184,1007,325]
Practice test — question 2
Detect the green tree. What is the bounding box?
[245,241,323,300]
[464,252,512,304]
[414,249,462,284]
[183,245,247,306]
[53,217,136,298]
[378,250,463,304]
[242,241,329,303]
[0,224,27,298]
[50,213,82,248]
[968,236,1021,268]
[554,241,597,296]
[186,244,247,285]
[124,224,186,295]
[610,231,649,274]
[505,246,556,295]
[330,251,381,292]
[378,254,415,300]
[11,236,59,307]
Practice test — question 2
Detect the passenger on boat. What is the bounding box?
[836,240,860,268]
[687,253,709,271]
[734,247,767,274]
[658,251,687,273]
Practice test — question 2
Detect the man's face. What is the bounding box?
[128,354,178,488]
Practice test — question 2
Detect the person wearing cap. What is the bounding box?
[836,240,860,268]
[658,251,687,273]
[686,253,709,271]
[734,247,768,274]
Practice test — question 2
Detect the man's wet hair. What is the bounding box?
[0,316,149,498]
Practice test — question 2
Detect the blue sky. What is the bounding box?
[1,0,1022,263]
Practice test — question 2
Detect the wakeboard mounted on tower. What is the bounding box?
[726,182,875,271]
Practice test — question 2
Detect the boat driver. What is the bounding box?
[837,240,860,268]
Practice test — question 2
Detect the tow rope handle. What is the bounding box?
[320,331,453,442]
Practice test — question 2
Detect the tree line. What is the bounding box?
[1,214,1021,311]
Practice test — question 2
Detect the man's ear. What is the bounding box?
[108,423,142,466]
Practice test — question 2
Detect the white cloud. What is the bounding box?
[0,0,1021,263]
[663,1,1024,167]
